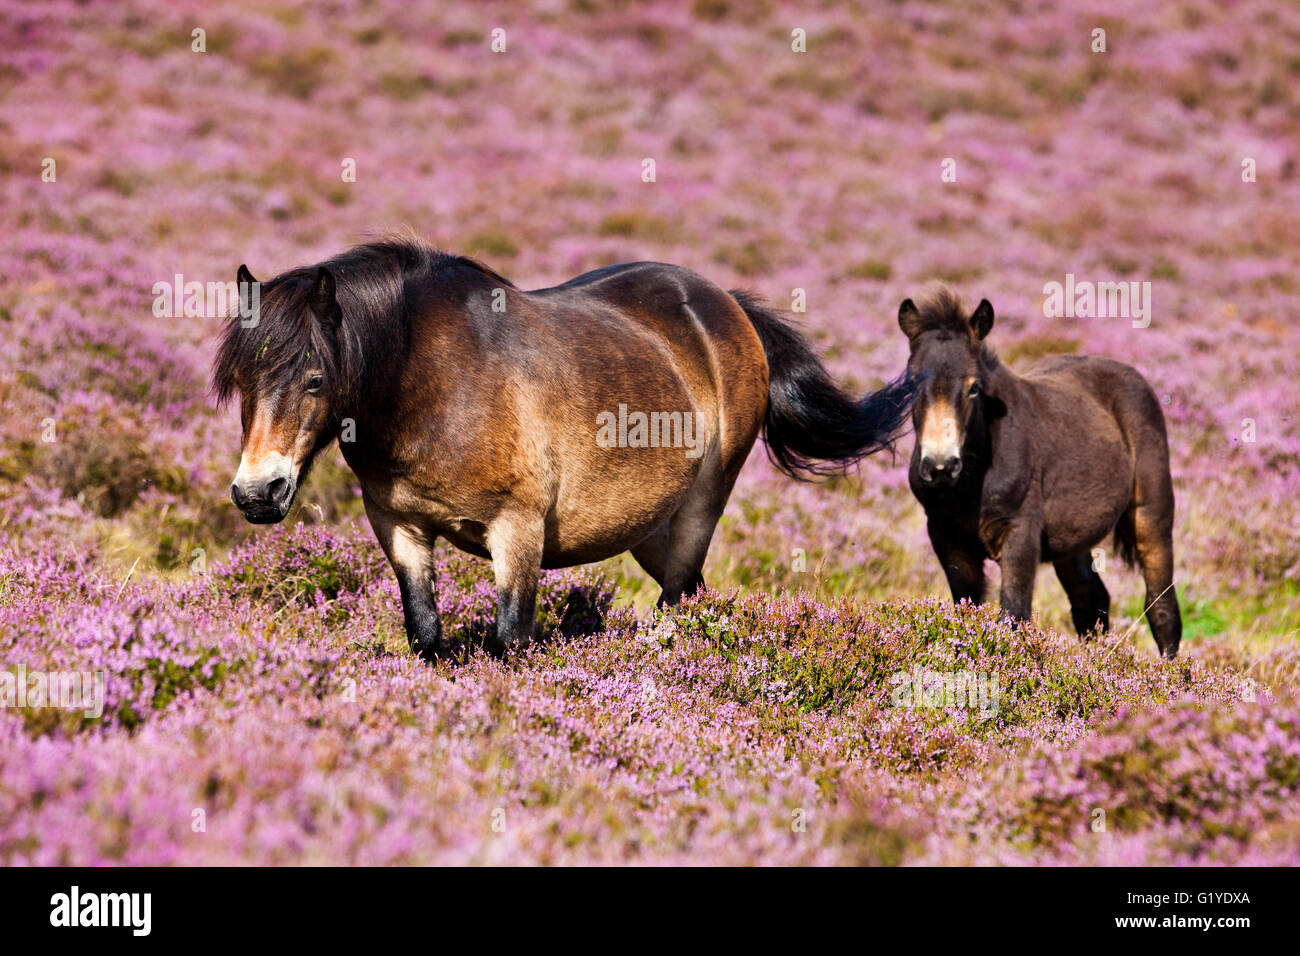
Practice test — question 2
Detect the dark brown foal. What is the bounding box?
[898,289,1182,658]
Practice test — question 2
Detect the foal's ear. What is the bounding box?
[308,267,338,322]
[970,299,994,340]
[898,298,923,340]
[237,263,257,287]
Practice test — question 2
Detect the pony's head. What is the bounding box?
[897,288,996,487]
[212,264,346,523]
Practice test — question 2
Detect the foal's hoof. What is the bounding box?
[483,636,532,660]
[412,639,453,664]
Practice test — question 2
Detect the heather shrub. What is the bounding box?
[962,699,1300,862]
[19,394,187,517]
[658,590,1243,775]
[210,521,617,647]
[212,522,387,609]
[0,551,343,735]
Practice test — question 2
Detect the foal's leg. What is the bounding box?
[993,521,1041,623]
[1127,503,1182,659]
[484,512,545,657]
[1053,552,1110,636]
[364,497,446,661]
[1118,434,1182,658]
[927,522,985,606]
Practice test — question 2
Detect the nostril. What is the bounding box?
[230,483,246,508]
[266,477,290,505]
[920,456,960,484]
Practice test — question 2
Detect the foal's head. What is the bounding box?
[212,265,345,523]
[898,289,996,487]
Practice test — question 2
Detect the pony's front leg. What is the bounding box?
[364,497,447,661]
[395,565,444,661]
[485,512,544,657]
[993,521,1040,623]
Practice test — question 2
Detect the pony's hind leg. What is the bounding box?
[657,491,724,607]
[629,523,670,589]
[1053,553,1110,636]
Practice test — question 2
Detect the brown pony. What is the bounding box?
[214,236,913,659]
[898,289,1181,658]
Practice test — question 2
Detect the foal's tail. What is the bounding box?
[731,290,916,480]
[1113,512,1141,569]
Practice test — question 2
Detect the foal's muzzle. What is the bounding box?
[230,476,296,523]
[919,454,962,487]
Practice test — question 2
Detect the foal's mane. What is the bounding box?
[910,286,1000,371]
[212,235,514,408]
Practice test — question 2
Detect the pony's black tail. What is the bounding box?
[731,290,916,481]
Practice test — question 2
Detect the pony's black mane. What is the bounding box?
[212,237,513,408]
[911,287,1000,370]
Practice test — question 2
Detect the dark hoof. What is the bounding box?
[411,635,452,663]
[483,635,532,660]
[483,622,540,660]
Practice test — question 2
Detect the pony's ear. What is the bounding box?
[308,267,338,322]
[237,263,257,287]
[898,298,923,341]
[970,299,994,340]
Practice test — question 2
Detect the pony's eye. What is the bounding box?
[306,373,323,393]
[967,383,981,398]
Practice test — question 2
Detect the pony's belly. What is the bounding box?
[364,454,700,568]
[540,474,698,567]
[441,514,665,569]
[539,525,660,569]
[436,493,676,568]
